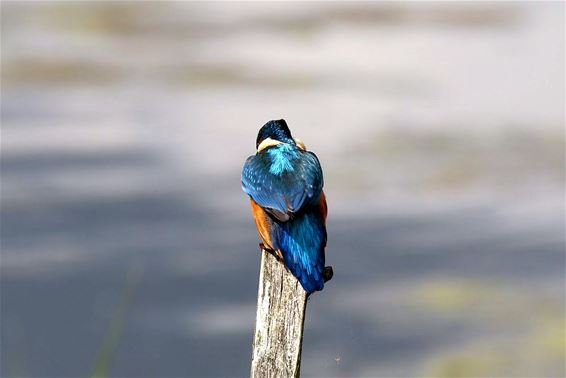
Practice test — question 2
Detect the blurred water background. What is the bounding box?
[1,2,564,377]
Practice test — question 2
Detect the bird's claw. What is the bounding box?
[259,243,283,262]
[323,266,333,283]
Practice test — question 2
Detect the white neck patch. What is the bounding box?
[257,137,283,153]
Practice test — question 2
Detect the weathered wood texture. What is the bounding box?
[250,249,307,378]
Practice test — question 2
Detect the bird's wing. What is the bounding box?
[241,151,323,221]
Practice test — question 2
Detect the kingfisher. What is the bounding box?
[241,119,329,294]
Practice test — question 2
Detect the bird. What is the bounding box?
[241,119,328,293]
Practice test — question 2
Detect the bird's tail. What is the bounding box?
[277,210,326,293]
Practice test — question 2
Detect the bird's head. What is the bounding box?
[256,119,306,152]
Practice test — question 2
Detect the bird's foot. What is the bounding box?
[259,243,283,262]
[323,266,334,283]
[307,266,334,299]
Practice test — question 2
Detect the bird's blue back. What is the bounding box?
[242,143,326,293]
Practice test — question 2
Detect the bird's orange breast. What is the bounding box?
[250,198,274,251]
[318,191,328,224]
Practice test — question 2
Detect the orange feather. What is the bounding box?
[250,199,283,259]
[319,191,328,224]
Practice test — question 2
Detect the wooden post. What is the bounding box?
[250,249,307,378]
[250,247,333,378]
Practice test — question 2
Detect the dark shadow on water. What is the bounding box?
[2,172,563,376]
[0,150,159,175]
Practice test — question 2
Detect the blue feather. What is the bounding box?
[242,141,327,293]
[241,144,323,215]
[277,209,326,293]
[267,144,296,175]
